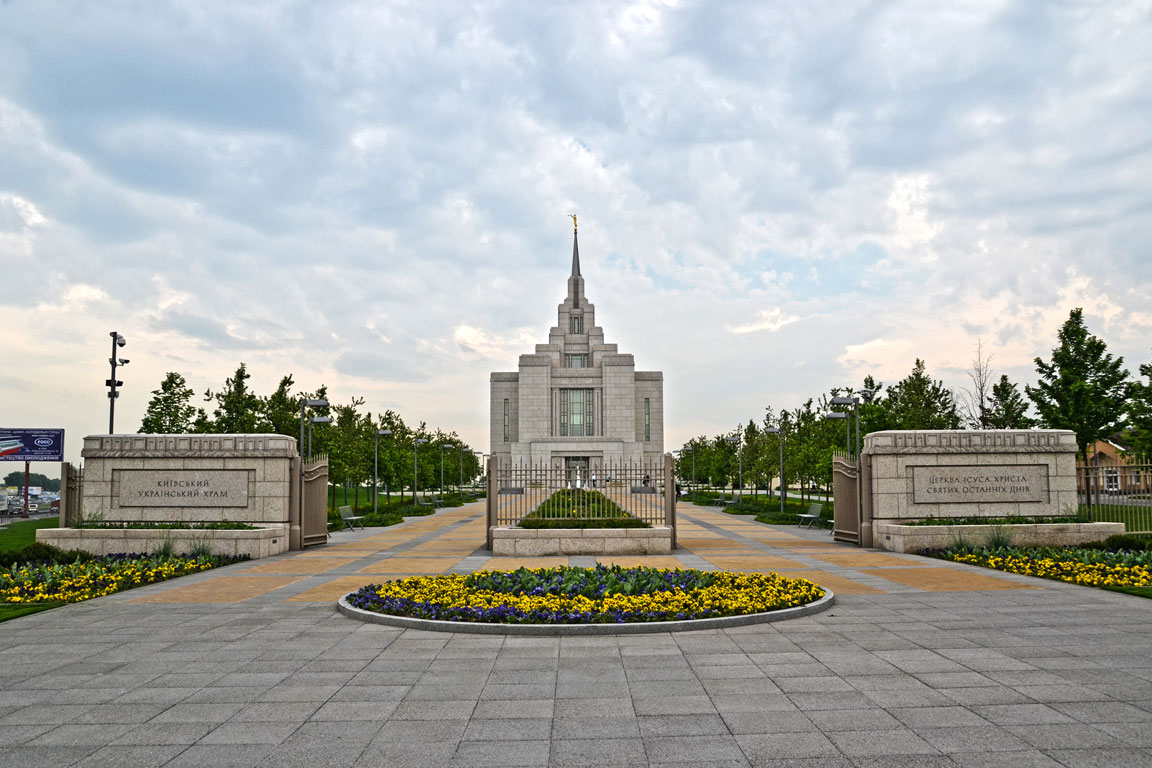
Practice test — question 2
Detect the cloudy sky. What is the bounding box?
[2,0,1151,467]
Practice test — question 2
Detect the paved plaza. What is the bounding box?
[2,501,1152,767]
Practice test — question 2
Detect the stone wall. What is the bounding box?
[865,430,1079,523]
[76,434,296,524]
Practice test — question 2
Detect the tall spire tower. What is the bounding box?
[489,218,665,469]
[568,214,582,308]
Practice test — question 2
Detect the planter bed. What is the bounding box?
[37,523,290,559]
[875,520,1124,554]
[491,525,672,556]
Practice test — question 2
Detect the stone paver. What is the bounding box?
[1,500,1150,766]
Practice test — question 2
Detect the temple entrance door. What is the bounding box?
[565,457,589,489]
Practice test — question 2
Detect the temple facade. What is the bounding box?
[490,224,664,474]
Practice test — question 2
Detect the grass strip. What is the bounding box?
[0,602,63,623]
[0,516,60,554]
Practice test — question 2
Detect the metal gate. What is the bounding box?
[301,455,329,548]
[486,454,677,550]
[1079,462,1152,531]
[60,461,83,527]
[832,451,859,545]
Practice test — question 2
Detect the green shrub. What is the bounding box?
[518,517,650,529]
[983,523,1015,549]
[186,536,215,558]
[152,537,176,558]
[905,514,1090,526]
[0,542,94,568]
[76,521,256,530]
[946,529,973,553]
[1081,534,1152,553]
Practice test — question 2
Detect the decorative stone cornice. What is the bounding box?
[82,434,298,459]
[863,429,1077,455]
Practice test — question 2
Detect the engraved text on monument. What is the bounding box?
[911,465,1049,504]
[117,470,250,507]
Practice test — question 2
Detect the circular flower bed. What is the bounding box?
[346,565,825,625]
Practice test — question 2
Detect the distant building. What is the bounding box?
[1077,438,1150,493]
[490,223,664,475]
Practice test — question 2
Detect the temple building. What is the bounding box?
[490,221,664,475]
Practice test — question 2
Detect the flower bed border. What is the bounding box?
[337,589,834,636]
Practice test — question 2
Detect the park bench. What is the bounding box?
[337,505,366,531]
[798,503,824,529]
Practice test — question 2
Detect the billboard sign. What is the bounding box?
[0,429,65,462]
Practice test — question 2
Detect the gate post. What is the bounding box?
[288,455,301,550]
[663,452,677,549]
[860,453,874,548]
[60,462,76,527]
[486,455,497,551]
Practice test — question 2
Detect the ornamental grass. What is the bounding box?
[347,564,825,624]
[934,542,1152,590]
[0,552,248,604]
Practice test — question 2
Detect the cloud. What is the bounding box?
[0,0,1150,463]
[728,308,802,335]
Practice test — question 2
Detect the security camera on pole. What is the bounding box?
[107,331,129,434]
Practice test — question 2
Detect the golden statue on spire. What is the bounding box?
[569,213,577,231]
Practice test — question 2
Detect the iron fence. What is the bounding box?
[489,460,670,528]
[1078,463,1152,532]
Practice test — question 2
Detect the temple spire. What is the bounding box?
[569,214,580,277]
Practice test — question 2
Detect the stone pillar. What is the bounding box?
[664,452,677,549]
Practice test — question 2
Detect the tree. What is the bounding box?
[202,363,263,433]
[1027,308,1130,513]
[986,375,1034,429]
[260,375,301,436]
[1125,354,1152,461]
[3,471,59,491]
[884,359,961,430]
[139,372,199,433]
[959,340,995,428]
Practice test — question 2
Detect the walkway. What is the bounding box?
[1,501,1151,767]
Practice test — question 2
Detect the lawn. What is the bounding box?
[0,602,63,623]
[0,516,59,554]
[1104,585,1152,599]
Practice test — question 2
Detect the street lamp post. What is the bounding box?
[439,444,450,504]
[458,444,464,495]
[374,429,393,514]
[308,415,331,457]
[413,438,428,504]
[823,411,850,451]
[106,331,129,434]
[296,397,329,550]
[725,436,742,501]
[764,427,783,518]
[474,451,485,489]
